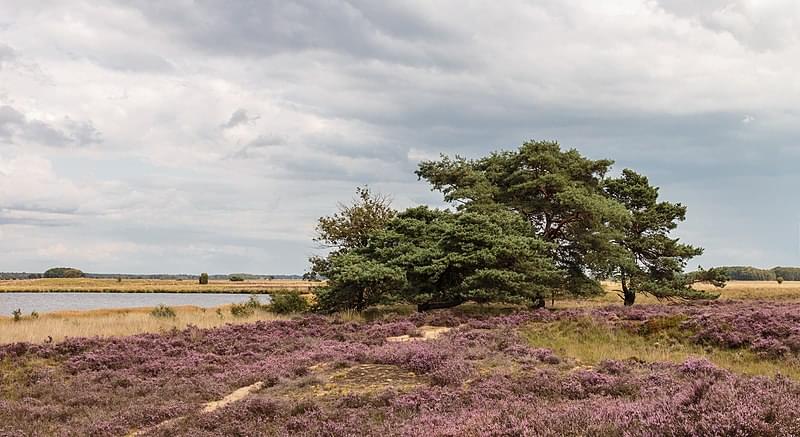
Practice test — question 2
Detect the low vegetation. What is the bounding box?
[43,267,85,278]
[150,304,177,318]
[3,300,800,435]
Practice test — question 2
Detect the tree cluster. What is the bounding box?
[312,141,726,311]
[43,267,85,278]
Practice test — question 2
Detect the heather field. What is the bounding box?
[3,300,800,436]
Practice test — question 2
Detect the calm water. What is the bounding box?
[0,292,272,315]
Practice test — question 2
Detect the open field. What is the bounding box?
[0,306,287,344]
[0,278,323,293]
[2,280,799,345]
[3,300,800,435]
[547,280,800,308]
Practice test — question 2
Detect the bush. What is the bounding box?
[777,276,784,284]
[30,311,39,320]
[12,308,22,322]
[151,304,176,318]
[199,273,209,285]
[270,293,309,314]
[229,275,245,282]
[43,267,85,278]
[230,295,264,317]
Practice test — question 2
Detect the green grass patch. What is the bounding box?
[522,317,800,379]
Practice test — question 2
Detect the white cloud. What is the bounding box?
[1,1,799,272]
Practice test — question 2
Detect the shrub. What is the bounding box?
[199,273,209,285]
[11,308,22,322]
[777,276,784,284]
[43,267,85,278]
[229,275,245,282]
[30,311,39,320]
[150,304,176,318]
[230,295,264,317]
[270,293,309,314]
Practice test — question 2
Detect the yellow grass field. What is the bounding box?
[0,278,324,293]
[0,306,287,344]
[549,280,800,308]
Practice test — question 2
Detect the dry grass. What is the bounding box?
[0,306,286,344]
[0,278,323,293]
[523,318,800,380]
[551,280,800,309]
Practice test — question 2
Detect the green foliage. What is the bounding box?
[417,141,724,305]
[315,205,559,312]
[312,140,723,308]
[417,141,628,297]
[43,267,85,278]
[229,275,245,282]
[314,186,396,250]
[12,309,21,322]
[602,169,724,305]
[269,293,309,314]
[199,273,209,285]
[150,304,176,318]
[230,295,264,317]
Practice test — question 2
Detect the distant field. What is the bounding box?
[0,305,287,344]
[573,280,800,306]
[0,278,324,293]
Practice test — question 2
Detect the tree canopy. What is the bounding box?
[314,205,559,312]
[312,140,725,311]
[43,267,85,278]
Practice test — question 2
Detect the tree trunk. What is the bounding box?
[622,277,636,306]
[417,299,465,312]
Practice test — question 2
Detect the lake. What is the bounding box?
[0,292,273,315]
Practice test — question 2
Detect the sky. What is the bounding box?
[1,0,800,274]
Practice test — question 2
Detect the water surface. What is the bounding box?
[0,292,272,315]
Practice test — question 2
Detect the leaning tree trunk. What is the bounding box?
[622,276,636,306]
[417,299,465,312]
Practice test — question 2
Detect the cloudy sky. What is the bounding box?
[1,0,799,274]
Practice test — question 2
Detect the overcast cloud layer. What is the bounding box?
[1,0,799,274]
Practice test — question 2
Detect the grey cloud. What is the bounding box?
[228,134,287,159]
[4,1,800,273]
[0,43,15,68]
[221,108,259,129]
[0,105,102,147]
[89,51,174,73]
[119,0,466,69]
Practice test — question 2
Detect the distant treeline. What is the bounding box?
[0,272,303,280]
[720,266,800,281]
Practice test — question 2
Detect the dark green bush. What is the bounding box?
[230,295,264,317]
[199,273,209,285]
[151,304,176,318]
[43,267,85,278]
[777,276,785,284]
[30,311,39,319]
[229,275,245,282]
[270,293,309,314]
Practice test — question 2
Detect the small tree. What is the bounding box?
[603,170,725,305]
[270,293,309,314]
[199,273,209,285]
[777,276,785,284]
[314,206,559,312]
